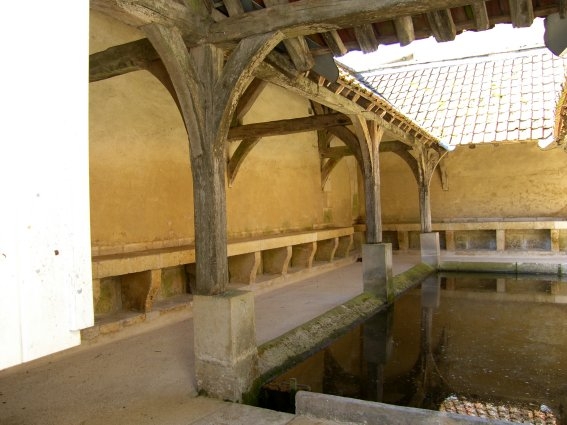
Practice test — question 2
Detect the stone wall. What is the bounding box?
[380,143,567,224]
[89,11,358,253]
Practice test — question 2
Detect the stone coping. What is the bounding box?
[295,391,517,425]
[92,227,354,280]
[378,220,567,231]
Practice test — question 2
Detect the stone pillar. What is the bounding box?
[445,230,455,252]
[420,232,440,268]
[496,229,506,252]
[193,290,257,402]
[363,243,393,302]
[397,231,409,251]
[551,229,560,253]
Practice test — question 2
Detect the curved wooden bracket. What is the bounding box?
[228,137,261,186]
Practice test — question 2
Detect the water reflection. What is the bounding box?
[261,274,567,424]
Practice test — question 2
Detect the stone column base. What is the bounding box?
[420,232,440,268]
[193,290,257,402]
[362,243,393,302]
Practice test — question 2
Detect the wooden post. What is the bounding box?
[351,116,384,244]
[412,144,445,234]
[144,24,282,295]
[419,181,432,233]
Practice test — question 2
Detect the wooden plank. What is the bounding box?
[227,113,351,140]
[393,16,415,46]
[264,0,314,72]
[426,9,456,42]
[509,0,534,28]
[321,31,348,56]
[353,24,380,53]
[471,2,490,31]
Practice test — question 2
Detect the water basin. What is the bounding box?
[260,273,567,424]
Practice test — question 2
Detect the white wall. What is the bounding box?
[0,1,93,370]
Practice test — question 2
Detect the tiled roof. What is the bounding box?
[356,48,567,146]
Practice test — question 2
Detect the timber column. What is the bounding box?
[145,22,282,401]
[412,144,445,268]
[352,116,393,302]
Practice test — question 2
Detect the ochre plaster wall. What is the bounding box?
[380,143,567,223]
[89,12,357,250]
[90,12,194,249]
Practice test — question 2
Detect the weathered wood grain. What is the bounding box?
[394,16,415,46]
[353,24,379,53]
[227,113,351,140]
[426,9,456,42]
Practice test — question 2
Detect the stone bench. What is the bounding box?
[379,220,567,253]
[91,227,355,317]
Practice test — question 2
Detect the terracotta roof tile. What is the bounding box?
[358,48,567,146]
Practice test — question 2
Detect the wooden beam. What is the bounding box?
[320,146,352,159]
[207,0,476,44]
[227,113,351,141]
[426,9,456,42]
[254,61,419,146]
[471,2,490,31]
[561,0,567,19]
[321,158,340,188]
[509,0,534,28]
[94,0,481,47]
[89,38,158,82]
[321,31,348,56]
[327,126,363,170]
[353,24,379,53]
[264,0,315,72]
[393,16,415,46]
[234,79,267,121]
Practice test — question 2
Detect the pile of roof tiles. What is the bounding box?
[439,395,557,424]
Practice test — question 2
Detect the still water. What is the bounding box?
[261,274,567,424]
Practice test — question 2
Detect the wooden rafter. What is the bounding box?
[321,31,348,56]
[353,24,379,53]
[264,0,314,72]
[470,2,490,31]
[393,16,415,47]
[509,0,534,28]
[426,9,456,42]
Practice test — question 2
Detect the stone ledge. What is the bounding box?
[295,391,517,425]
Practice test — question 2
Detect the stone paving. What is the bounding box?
[1,251,565,425]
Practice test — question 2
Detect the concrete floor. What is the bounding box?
[1,251,565,425]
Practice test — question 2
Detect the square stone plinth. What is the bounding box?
[193,290,257,402]
[420,232,440,267]
[362,243,393,301]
